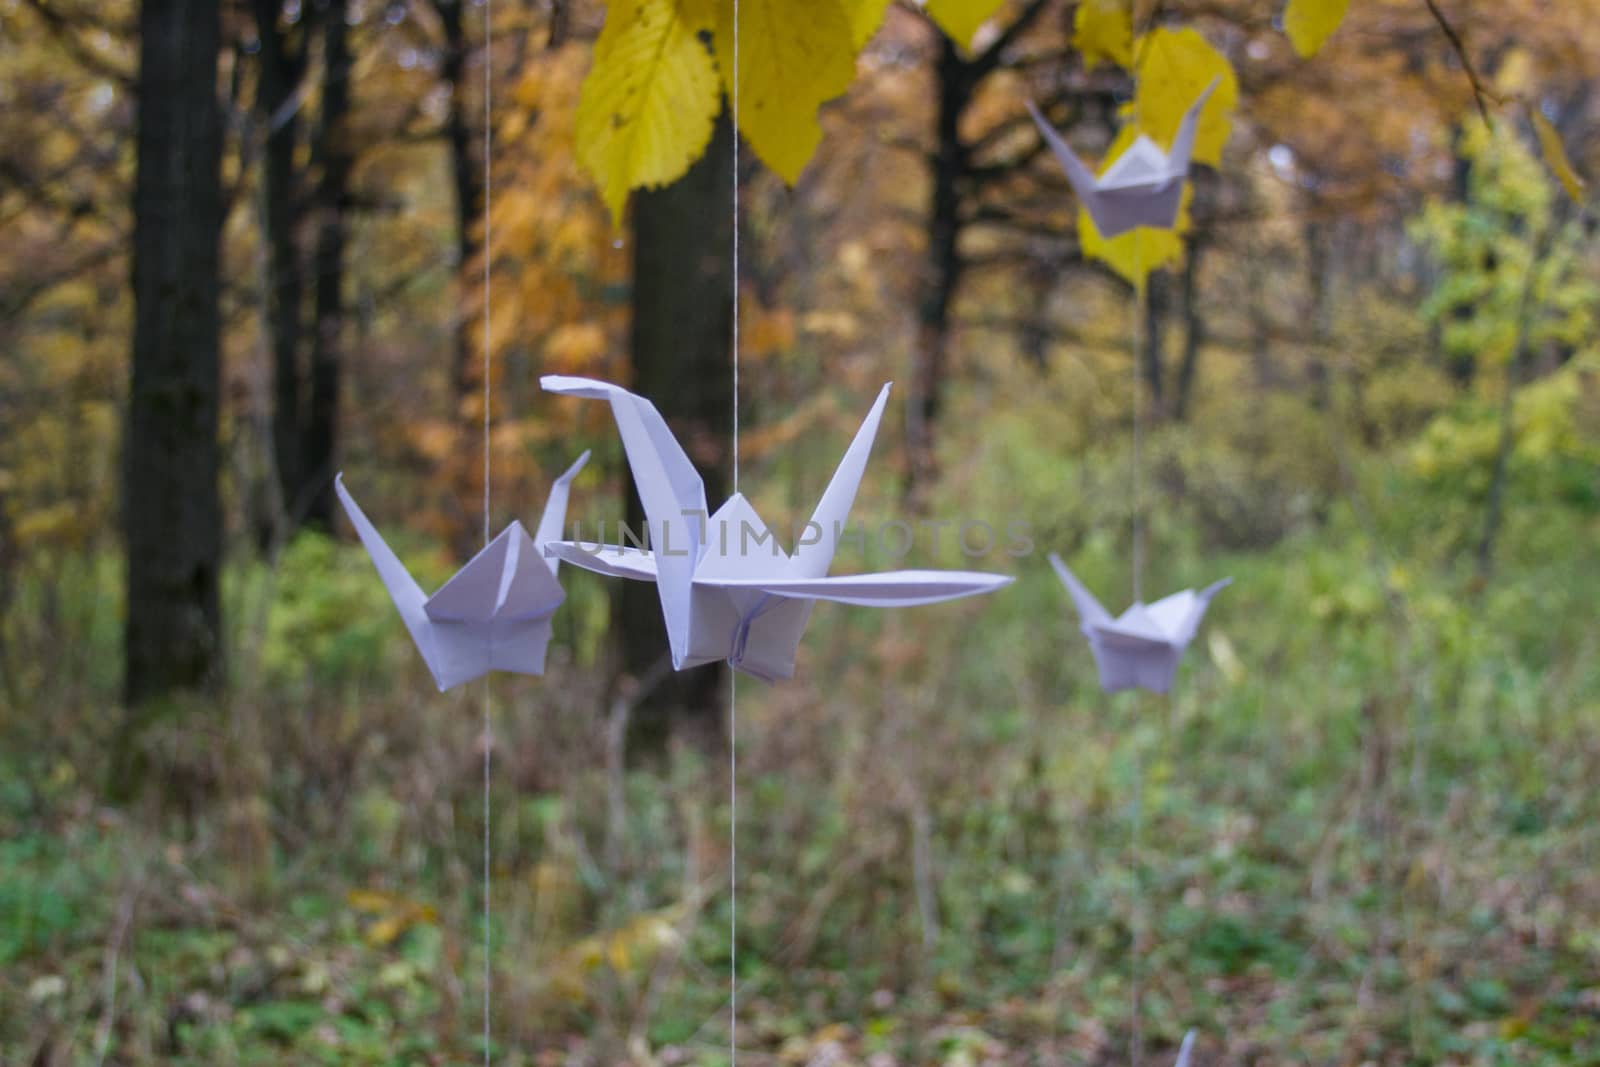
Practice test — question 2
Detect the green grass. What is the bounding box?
[2,435,1598,1066]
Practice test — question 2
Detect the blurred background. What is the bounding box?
[2,0,1599,1063]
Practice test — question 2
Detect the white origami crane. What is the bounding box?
[1026,78,1218,238]
[1173,1030,1197,1067]
[1048,552,1230,694]
[541,375,1014,682]
[334,451,590,691]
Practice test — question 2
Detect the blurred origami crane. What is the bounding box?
[1026,78,1218,238]
[334,450,590,691]
[1048,552,1230,694]
[541,375,1014,682]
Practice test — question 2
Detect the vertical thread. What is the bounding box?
[729,3,741,1064]
[1132,260,1145,606]
[481,0,493,1062]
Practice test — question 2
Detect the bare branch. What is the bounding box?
[1423,0,1495,125]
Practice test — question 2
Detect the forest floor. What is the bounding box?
[3,459,1599,1067]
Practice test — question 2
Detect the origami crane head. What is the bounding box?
[1048,552,1230,694]
[1174,1031,1196,1067]
[335,450,590,691]
[1027,77,1218,238]
[542,375,1013,682]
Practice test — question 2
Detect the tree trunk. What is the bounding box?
[434,0,480,404]
[1172,237,1205,422]
[906,36,967,505]
[118,0,225,798]
[621,111,734,758]
[253,0,307,538]
[303,0,352,529]
[1140,270,1169,418]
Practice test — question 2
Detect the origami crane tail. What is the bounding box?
[535,449,592,575]
[541,376,706,668]
[1025,98,1101,204]
[1046,552,1114,629]
[793,383,891,577]
[334,474,449,691]
[1166,76,1221,176]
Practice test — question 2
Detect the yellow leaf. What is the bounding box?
[365,914,406,947]
[575,0,723,223]
[1282,0,1349,58]
[346,888,399,914]
[1079,209,1185,289]
[1133,26,1237,167]
[675,0,716,31]
[841,0,894,47]
[1073,0,1132,71]
[1533,110,1585,204]
[1206,630,1245,685]
[923,0,1007,50]
[713,0,856,183]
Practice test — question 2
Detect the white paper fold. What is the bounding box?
[543,375,1014,681]
[1027,78,1218,238]
[335,450,590,691]
[1048,552,1229,694]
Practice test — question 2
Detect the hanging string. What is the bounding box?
[1126,15,1146,1066]
[1131,254,1146,605]
[728,1,741,1064]
[481,0,494,1061]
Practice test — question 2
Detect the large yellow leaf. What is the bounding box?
[1533,110,1586,204]
[842,0,894,48]
[1078,200,1188,291]
[1073,0,1132,71]
[675,0,716,31]
[713,0,857,183]
[1078,125,1190,289]
[1282,0,1349,58]
[575,0,723,223]
[924,0,1008,50]
[1132,26,1237,167]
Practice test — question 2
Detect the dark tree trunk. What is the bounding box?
[433,0,480,403]
[906,36,967,505]
[620,111,735,758]
[1173,236,1205,422]
[118,0,225,797]
[1304,219,1331,409]
[303,0,352,529]
[1140,270,1169,418]
[253,0,307,536]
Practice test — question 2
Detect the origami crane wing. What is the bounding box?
[701,570,1014,607]
[424,522,559,622]
[1164,77,1219,179]
[1143,575,1231,646]
[1024,99,1101,205]
[534,450,591,576]
[541,376,707,668]
[335,474,438,678]
[793,384,891,577]
[1047,553,1114,630]
[1173,1030,1196,1067]
[545,542,659,581]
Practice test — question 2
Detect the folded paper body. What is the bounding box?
[1048,552,1230,694]
[1027,78,1217,238]
[335,451,590,691]
[542,375,1014,682]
